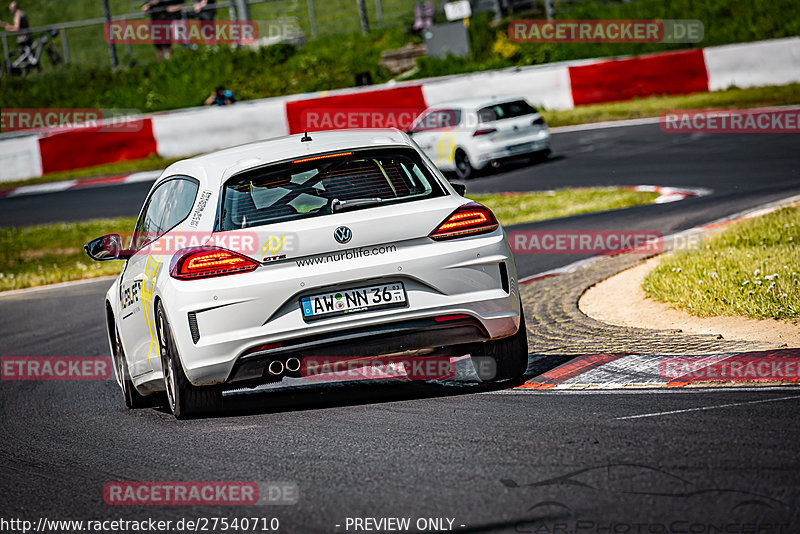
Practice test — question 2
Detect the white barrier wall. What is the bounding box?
[0,136,43,182]
[421,64,574,111]
[703,37,800,91]
[151,97,291,158]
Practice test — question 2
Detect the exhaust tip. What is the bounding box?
[267,360,284,376]
[285,357,301,373]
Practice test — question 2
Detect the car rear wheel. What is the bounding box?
[454,149,474,180]
[114,329,150,409]
[156,302,222,419]
[472,311,529,383]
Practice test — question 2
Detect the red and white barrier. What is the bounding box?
[1,37,798,183]
[568,48,709,106]
[421,62,574,110]
[703,37,800,91]
[0,136,42,182]
[152,97,290,158]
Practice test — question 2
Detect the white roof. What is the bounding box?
[425,96,529,111]
[160,129,413,186]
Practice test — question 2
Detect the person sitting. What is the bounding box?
[205,86,236,106]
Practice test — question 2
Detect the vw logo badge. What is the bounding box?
[334,226,352,244]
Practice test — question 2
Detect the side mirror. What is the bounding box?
[84,234,133,261]
[449,182,467,196]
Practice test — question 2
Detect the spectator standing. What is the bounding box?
[193,0,216,22]
[142,0,184,61]
[411,1,434,32]
[3,2,32,55]
[193,0,216,45]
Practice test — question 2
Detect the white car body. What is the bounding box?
[94,129,526,417]
[407,96,551,178]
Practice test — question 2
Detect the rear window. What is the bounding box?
[218,148,445,230]
[478,100,538,123]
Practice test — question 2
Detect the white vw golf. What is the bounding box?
[86,129,528,418]
[407,97,551,179]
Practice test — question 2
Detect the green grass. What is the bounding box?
[643,206,800,321]
[0,187,659,291]
[412,0,800,79]
[472,188,659,227]
[3,0,798,111]
[0,218,135,291]
[541,84,800,127]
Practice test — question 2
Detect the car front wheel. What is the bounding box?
[156,302,222,419]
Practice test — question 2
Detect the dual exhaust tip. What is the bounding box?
[267,357,301,377]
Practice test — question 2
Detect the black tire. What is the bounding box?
[113,329,151,409]
[472,311,529,383]
[533,148,552,162]
[454,148,474,180]
[156,302,222,419]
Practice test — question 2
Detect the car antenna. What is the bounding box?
[301,130,312,142]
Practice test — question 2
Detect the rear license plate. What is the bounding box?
[300,282,407,321]
[507,142,534,153]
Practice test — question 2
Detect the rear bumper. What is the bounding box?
[473,130,551,168]
[151,230,520,387]
[227,315,490,386]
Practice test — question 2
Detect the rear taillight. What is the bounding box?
[429,203,499,241]
[171,247,259,280]
[473,128,497,137]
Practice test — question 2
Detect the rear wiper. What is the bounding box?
[331,198,384,212]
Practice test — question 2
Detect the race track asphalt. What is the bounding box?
[1,122,799,532]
